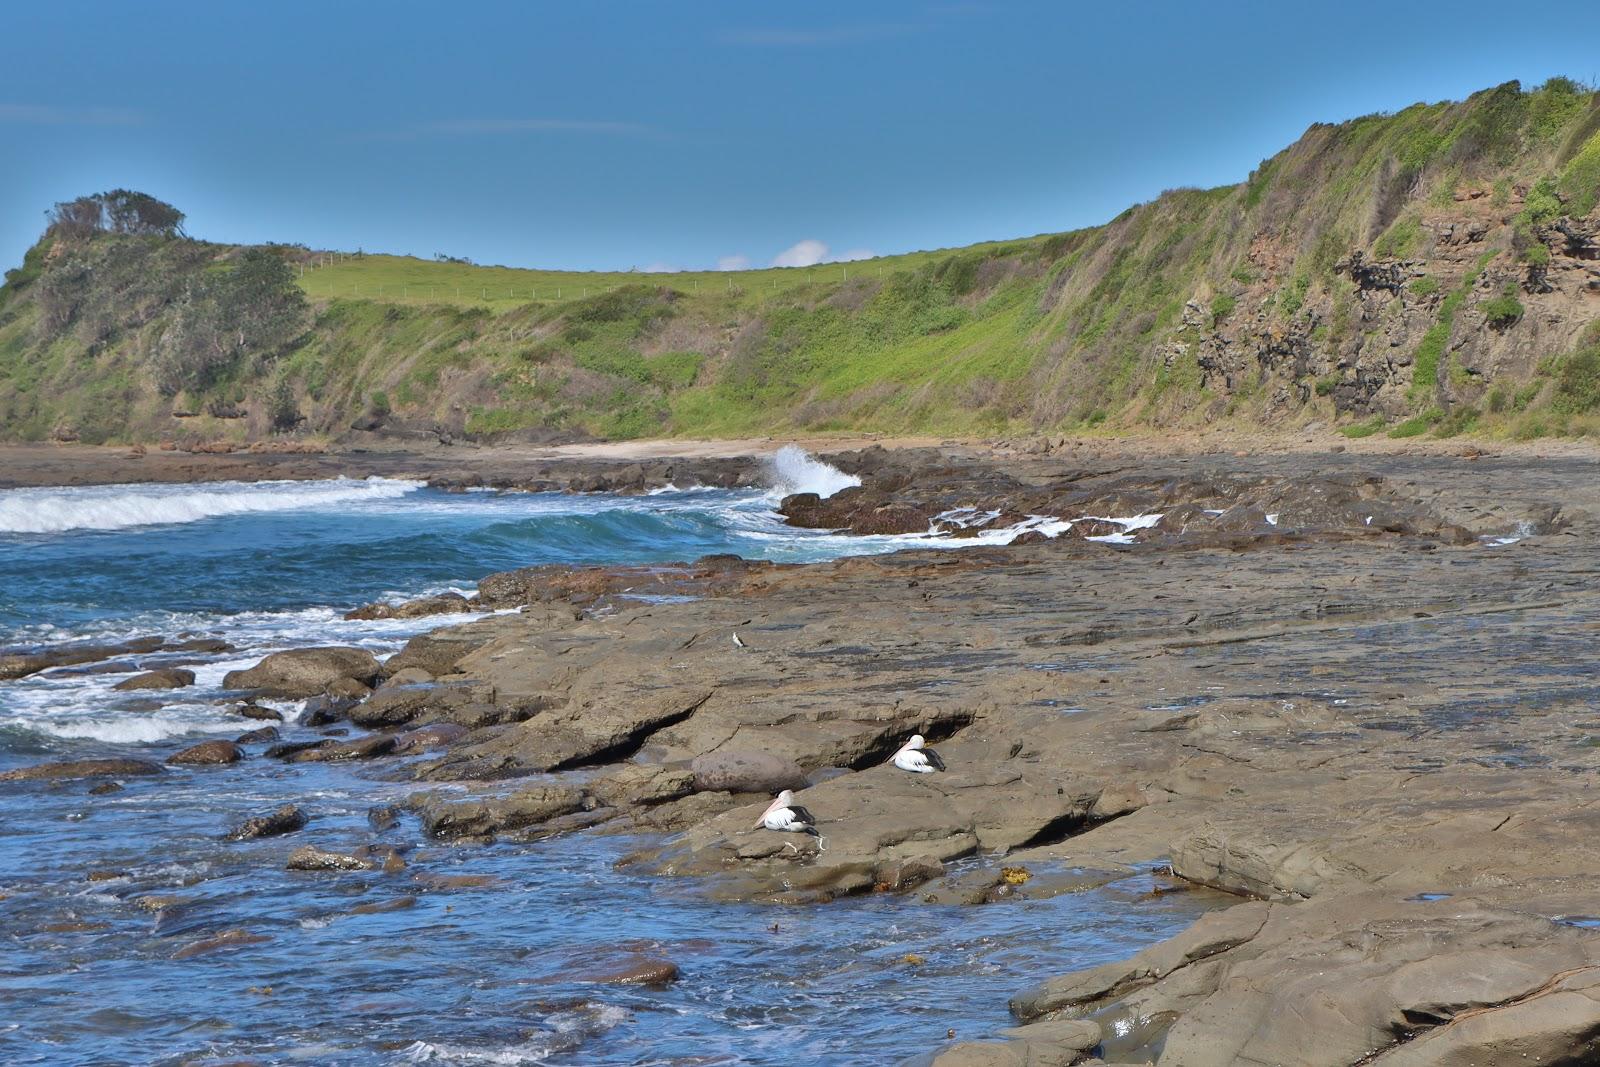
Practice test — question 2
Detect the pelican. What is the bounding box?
[892,734,946,773]
[757,789,823,851]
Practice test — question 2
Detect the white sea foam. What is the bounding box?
[401,1039,561,1065]
[0,477,424,534]
[765,445,861,499]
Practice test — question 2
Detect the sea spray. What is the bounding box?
[765,445,860,499]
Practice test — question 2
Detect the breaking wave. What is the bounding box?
[766,445,860,499]
[0,477,425,535]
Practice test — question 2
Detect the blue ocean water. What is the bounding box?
[0,469,1215,1065]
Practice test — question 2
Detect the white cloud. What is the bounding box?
[771,239,830,268]
[716,254,752,272]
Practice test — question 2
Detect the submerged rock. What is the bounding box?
[171,928,270,960]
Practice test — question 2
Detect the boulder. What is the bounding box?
[222,646,381,697]
[168,740,243,766]
[234,703,283,721]
[233,726,280,744]
[0,758,164,781]
[226,803,307,840]
[112,668,196,691]
[690,750,809,794]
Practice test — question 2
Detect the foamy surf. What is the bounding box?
[0,476,424,534]
[766,445,861,499]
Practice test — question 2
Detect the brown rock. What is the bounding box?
[287,733,396,762]
[168,740,243,766]
[344,592,470,621]
[172,928,270,960]
[286,844,375,871]
[0,758,164,781]
[564,956,682,986]
[690,750,809,794]
[413,785,586,839]
[222,646,382,697]
[112,668,196,691]
[234,703,284,721]
[226,804,308,840]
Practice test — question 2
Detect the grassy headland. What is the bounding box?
[2,79,1598,446]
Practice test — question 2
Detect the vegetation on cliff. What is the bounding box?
[2,79,1598,445]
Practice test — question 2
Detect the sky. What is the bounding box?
[4,1,1600,274]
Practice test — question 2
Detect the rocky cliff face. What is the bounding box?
[1174,196,1600,423]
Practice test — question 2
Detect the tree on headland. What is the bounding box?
[45,190,185,241]
[152,247,309,394]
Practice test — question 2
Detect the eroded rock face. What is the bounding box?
[222,646,382,697]
[1013,892,1600,1067]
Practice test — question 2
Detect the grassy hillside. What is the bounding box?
[3,78,1599,447]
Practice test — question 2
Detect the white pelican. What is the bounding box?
[892,734,946,773]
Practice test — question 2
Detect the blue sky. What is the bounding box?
[3,1,1599,273]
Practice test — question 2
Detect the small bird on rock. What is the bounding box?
[891,733,946,773]
[732,631,747,648]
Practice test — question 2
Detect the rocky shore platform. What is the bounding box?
[8,439,1600,1064]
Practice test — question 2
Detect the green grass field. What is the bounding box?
[294,237,1058,310]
